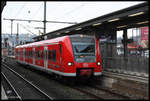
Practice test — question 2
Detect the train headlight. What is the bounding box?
[68,62,73,66]
[97,62,101,66]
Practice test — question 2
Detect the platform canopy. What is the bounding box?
[33,2,148,41]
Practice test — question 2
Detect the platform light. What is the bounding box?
[75,27,82,30]
[56,33,60,35]
[136,21,149,24]
[108,18,120,22]
[80,34,84,37]
[128,12,144,17]
[92,22,102,26]
[117,25,127,28]
[65,31,70,33]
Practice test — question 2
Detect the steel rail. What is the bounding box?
[53,78,104,100]
[1,72,22,100]
[2,63,54,100]
[68,86,104,100]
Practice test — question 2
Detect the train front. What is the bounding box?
[68,34,102,77]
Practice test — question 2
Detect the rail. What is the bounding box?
[2,63,54,100]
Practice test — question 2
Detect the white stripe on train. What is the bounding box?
[17,60,102,76]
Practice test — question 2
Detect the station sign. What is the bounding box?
[141,26,148,40]
[141,26,149,48]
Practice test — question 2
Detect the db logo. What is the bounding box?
[83,63,88,67]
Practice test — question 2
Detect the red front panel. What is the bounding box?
[61,36,102,75]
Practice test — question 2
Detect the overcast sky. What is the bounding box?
[2,1,145,35]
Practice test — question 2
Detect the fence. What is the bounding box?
[100,43,149,77]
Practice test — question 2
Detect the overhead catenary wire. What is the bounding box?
[31,3,43,19]
[14,3,27,18]
[54,3,86,21]
[19,24,35,35]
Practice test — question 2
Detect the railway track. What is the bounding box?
[2,61,101,99]
[86,82,130,99]
[56,77,130,100]
[2,56,131,99]
[1,63,54,100]
[1,72,21,100]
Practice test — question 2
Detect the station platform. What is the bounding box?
[1,86,8,100]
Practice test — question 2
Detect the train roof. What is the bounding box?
[16,35,69,48]
[16,34,95,48]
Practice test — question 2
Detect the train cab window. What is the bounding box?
[52,50,56,62]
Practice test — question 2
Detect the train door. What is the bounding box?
[33,48,35,65]
[44,46,48,69]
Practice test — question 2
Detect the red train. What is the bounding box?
[15,34,102,77]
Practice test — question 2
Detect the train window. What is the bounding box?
[38,50,40,59]
[52,50,56,62]
[30,51,31,57]
[30,51,32,57]
[36,51,39,58]
[28,51,30,57]
[27,51,29,57]
[36,51,38,58]
[37,50,38,58]
[48,50,52,60]
[27,50,29,57]
[41,51,43,59]
[31,51,33,57]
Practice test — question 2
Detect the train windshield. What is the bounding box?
[70,35,96,62]
[72,43,95,56]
